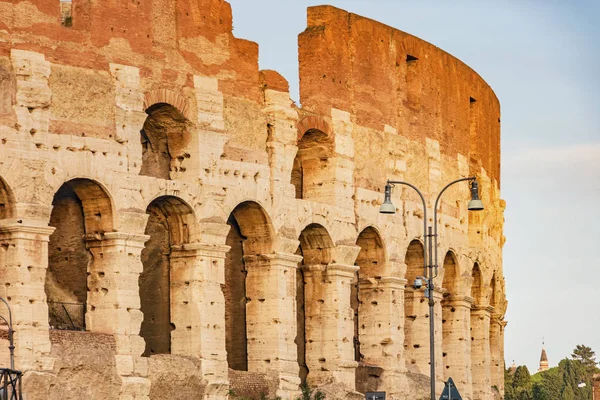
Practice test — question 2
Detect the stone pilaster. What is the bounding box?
[303,262,358,388]
[0,223,54,371]
[442,295,474,398]
[170,242,230,393]
[263,89,299,200]
[245,252,303,398]
[470,305,493,400]
[85,232,151,400]
[359,277,408,395]
[489,314,505,395]
[11,49,51,137]
[403,286,429,375]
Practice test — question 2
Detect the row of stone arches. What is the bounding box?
[0,174,501,392]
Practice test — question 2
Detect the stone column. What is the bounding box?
[471,305,493,400]
[403,286,430,375]
[359,277,408,395]
[245,252,303,398]
[170,242,230,390]
[0,223,54,371]
[85,232,152,400]
[489,313,504,395]
[442,295,474,398]
[303,263,358,388]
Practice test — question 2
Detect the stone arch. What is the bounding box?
[404,239,425,285]
[140,195,195,356]
[0,176,15,220]
[353,226,386,364]
[143,89,191,120]
[441,251,460,376]
[441,251,459,297]
[489,272,497,308]
[292,117,335,200]
[46,178,115,330]
[139,102,192,180]
[470,263,483,305]
[296,223,335,385]
[224,201,275,371]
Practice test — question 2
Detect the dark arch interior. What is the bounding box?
[296,223,335,384]
[46,179,114,331]
[140,195,194,356]
[471,263,483,304]
[223,201,274,371]
[0,177,14,220]
[291,129,333,199]
[140,103,190,180]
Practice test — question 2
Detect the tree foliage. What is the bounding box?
[505,345,599,400]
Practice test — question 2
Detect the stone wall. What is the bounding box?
[0,2,506,400]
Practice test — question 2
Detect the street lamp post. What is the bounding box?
[379,177,484,400]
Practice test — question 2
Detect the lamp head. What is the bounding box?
[379,183,396,214]
[468,180,484,211]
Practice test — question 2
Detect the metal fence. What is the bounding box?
[47,302,85,331]
[0,369,22,400]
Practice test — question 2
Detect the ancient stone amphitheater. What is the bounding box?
[0,1,506,399]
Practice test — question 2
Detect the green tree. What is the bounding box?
[571,344,598,371]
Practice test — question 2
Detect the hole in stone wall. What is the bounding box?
[140,103,190,180]
[406,54,418,62]
[291,129,333,200]
[60,0,73,27]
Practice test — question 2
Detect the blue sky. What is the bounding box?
[227,0,600,373]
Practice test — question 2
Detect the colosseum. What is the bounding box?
[0,1,506,399]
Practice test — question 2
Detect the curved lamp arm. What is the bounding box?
[386,180,428,278]
[432,177,476,278]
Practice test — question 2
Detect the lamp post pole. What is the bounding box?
[380,177,483,400]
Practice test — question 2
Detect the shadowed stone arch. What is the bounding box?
[140,195,195,356]
[292,118,335,200]
[224,201,275,371]
[143,89,191,120]
[352,226,386,365]
[442,251,459,298]
[46,178,115,330]
[296,223,335,385]
[0,176,15,220]
[470,263,483,305]
[403,239,428,374]
[140,102,192,180]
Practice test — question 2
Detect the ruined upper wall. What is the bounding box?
[299,6,501,184]
[0,0,263,145]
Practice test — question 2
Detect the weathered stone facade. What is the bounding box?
[0,1,506,399]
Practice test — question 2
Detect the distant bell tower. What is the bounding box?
[538,341,549,372]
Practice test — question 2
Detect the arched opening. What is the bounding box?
[403,240,426,373]
[441,252,458,374]
[140,195,194,356]
[291,129,333,200]
[471,263,483,305]
[0,177,14,220]
[139,103,190,180]
[354,227,386,393]
[354,227,386,362]
[223,201,274,371]
[297,223,335,385]
[46,179,114,330]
